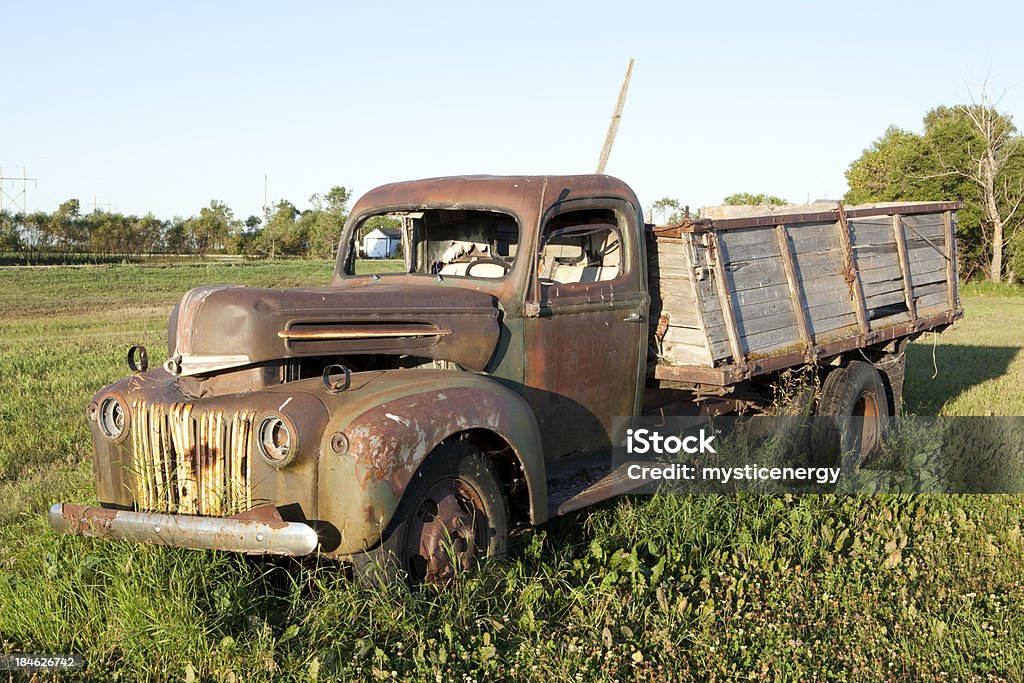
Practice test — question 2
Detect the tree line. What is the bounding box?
[6,87,1024,281]
[0,186,353,262]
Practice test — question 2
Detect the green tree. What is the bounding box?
[722,192,788,206]
[0,210,21,252]
[185,200,240,254]
[845,90,1024,282]
[649,197,684,224]
[844,126,933,204]
[22,211,52,251]
[133,214,165,255]
[233,215,264,256]
[304,186,351,259]
[163,216,192,254]
[86,210,133,255]
[50,199,86,253]
[942,88,1024,282]
[260,200,300,258]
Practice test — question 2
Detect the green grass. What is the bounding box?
[1,264,1023,681]
[905,296,1024,415]
[960,280,1024,298]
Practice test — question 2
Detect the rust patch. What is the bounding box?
[345,387,508,499]
[129,400,254,516]
[227,503,288,529]
[62,503,117,538]
[655,314,669,349]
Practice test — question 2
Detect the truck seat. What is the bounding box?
[439,260,507,278]
[542,231,621,284]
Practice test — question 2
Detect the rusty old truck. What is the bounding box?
[50,175,962,583]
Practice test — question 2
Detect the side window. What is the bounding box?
[538,209,622,288]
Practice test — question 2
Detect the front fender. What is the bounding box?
[317,371,546,556]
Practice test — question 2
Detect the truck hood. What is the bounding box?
[165,283,501,376]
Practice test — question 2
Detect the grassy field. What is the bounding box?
[1,264,1023,681]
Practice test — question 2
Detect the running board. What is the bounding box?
[546,460,648,517]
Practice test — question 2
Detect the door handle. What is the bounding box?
[623,312,643,322]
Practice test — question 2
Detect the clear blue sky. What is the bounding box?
[3,1,1023,220]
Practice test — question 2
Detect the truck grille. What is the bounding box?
[129,401,254,516]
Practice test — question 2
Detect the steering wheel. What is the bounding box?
[464,257,511,277]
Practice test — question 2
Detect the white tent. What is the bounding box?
[362,227,401,259]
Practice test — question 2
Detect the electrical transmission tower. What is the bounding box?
[89,197,117,212]
[0,166,38,214]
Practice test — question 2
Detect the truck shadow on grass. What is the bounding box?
[903,343,1019,414]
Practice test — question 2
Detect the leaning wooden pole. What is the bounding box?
[595,58,635,174]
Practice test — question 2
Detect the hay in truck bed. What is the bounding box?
[648,200,963,386]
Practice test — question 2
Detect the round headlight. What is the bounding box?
[258,415,294,466]
[99,396,126,440]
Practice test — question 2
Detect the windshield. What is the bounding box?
[345,208,519,279]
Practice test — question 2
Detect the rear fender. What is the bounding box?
[318,377,546,556]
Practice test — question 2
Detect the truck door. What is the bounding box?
[523,198,648,458]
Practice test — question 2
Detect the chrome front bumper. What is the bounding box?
[49,503,320,556]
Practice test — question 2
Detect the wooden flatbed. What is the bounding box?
[648,200,963,386]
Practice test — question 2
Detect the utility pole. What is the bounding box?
[264,173,275,259]
[595,58,635,175]
[0,166,38,214]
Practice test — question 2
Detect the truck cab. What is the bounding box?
[51,175,653,584]
[340,175,649,459]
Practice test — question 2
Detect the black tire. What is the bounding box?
[351,438,508,587]
[812,360,890,471]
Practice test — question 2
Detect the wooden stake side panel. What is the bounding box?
[649,205,959,376]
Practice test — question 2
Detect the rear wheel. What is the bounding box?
[812,360,890,471]
[351,439,508,586]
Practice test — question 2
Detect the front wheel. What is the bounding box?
[351,438,508,586]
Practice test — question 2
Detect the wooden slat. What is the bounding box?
[891,214,918,323]
[806,311,858,336]
[661,325,707,347]
[913,281,948,298]
[917,291,951,311]
[656,294,702,327]
[661,341,714,366]
[850,221,898,245]
[742,327,802,355]
[943,210,956,312]
[736,305,800,338]
[835,203,870,335]
[683,236,717,364]
[858,263,906,285]
[911,268,949,287]
[902,213,947,239]
[775,224,813,353]
[864,289,908,309]
[857,246,944,270]
[707,231,745,364]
